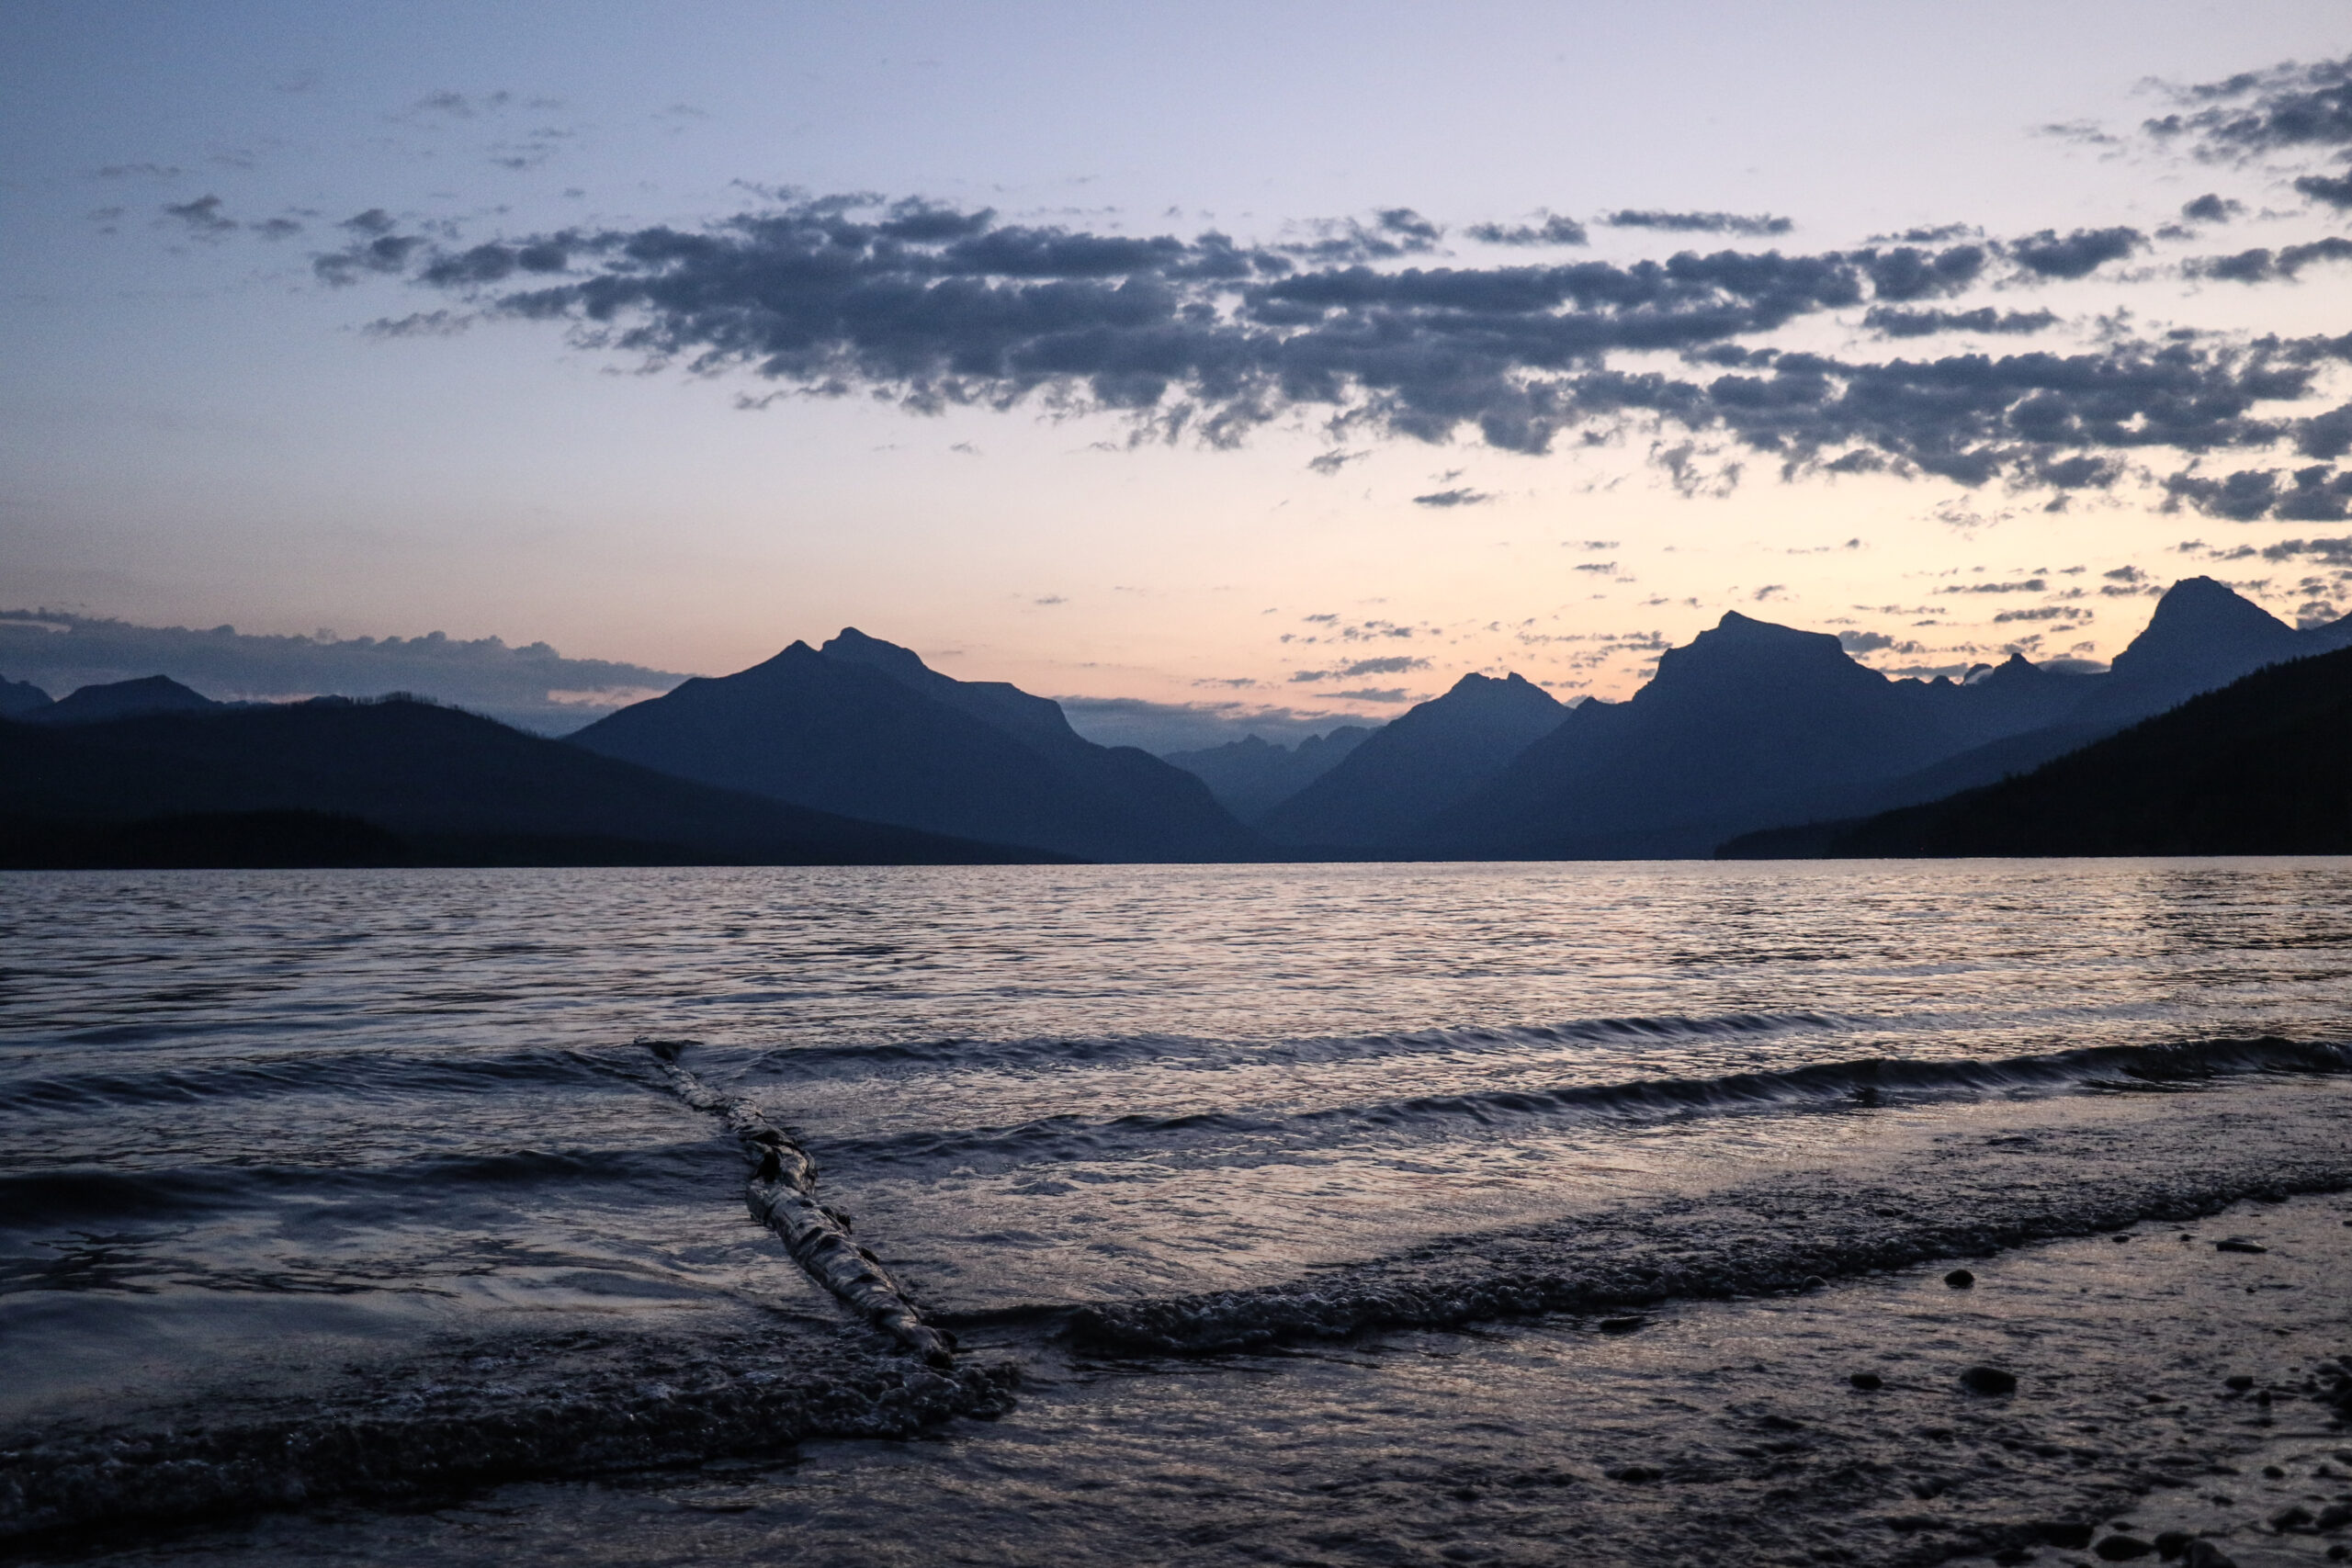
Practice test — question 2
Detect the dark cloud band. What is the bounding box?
[312,192,2351,515]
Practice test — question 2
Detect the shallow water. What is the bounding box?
[5,860,2352,1562]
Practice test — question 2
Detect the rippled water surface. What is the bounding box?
[6,859,2352,1563]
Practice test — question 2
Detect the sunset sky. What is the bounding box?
[6,1,2352,745]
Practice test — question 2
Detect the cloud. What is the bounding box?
[1602,209,1792,236]
[1838,630,1899,651]
[1335,655,1429,677]
[2180,193,2245,223]
[2259,535,2352,564]
[161,195,236,236]
[1413,488,1490,507]
[1329,686,1412,702]
[1939,578,2048,593]
[2185,237,2352,283]
[2004,226,2144,278]
[1992,604,2093,622]
[283,187,2351,502]
[1467,213,1589,247]
[2143,54,2352,210]
[2165,464,2352,522]
[2143,54,2352,158]
[1863,307,2057,338]
[0,611,685,733]
[1306,450,1364,474]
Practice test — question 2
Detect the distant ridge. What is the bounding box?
[0,698,1046,868]
[28,675,219,726]
[1161,728,1372,821]
[1414,580,2351,859]
[1258,673,1565,848]
[1719,639,2352,858]
[571,633,1262,862]
[0,674,51,719]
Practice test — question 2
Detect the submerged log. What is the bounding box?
[641,1038,956,1368]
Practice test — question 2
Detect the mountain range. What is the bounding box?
[4,579,2345,866]
[1249,576,2351,858]
[570,629,1261,862]
[1721,639,2352,858]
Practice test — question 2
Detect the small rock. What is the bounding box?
[1850,1371,1884,1391]
[2260,1464,2284,1479]
[2096,1536,2154,1561]
[2314,1503,2351,1529]
[1962,1366,2018,1396]
[2185,1542,2239,1568]
[2113,1234,2133,1243]
[2224,1375,2256,1392]
[2153,1530,2190,1559]
[1597,1316,1647,1336]
[2036,1522,2096,1548]
[2272,1505,2315,1532]
[2215,1238,2268,1255]
[1945,1269,1977,1289]
[1800,1274,1828,1292]
[1604,1464,1662,1483]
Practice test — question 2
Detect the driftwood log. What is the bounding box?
[642,1039,956,1368]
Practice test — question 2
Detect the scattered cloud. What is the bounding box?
[1336,655,1429,677]
[1466,213,1589,247]
[1329,686,1412,702]
[236,127,2351,508]
[1863,306,2057,338]
[2184,237,2352,283]
[160,195,236,237]
[2004,226,2144,278]
[2180,193,2245,223]
[1601,209,1792,236]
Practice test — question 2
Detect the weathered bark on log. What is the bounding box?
[641,1039,956,1368]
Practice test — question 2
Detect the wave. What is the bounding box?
[0,1141,727,1229]
[1067,1080,2352,1353]
[0,1324,1017,1550]
[0,1045,617,1119]
[822,1034,2352,1173]
[734,1010,1863,1081]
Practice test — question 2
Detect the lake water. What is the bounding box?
[6,860,2352,1564]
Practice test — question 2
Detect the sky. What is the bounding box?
[4,1,2351,747]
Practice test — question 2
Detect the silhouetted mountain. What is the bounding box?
[1419,580,2352,859]
[1720,641,2352,857]
[1423,616,1971,857]
[570,634,1261,862]
[30,674,219,725]
[0,698,1046,868]
[2074,575,2303,725]
[0,675,51,719]
[1258,673,1566,848]
[820,626,1077,747]
[1161,728,1371,821]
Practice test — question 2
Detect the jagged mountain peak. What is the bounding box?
[2109,577,2296,676]
[820,626,934,682]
